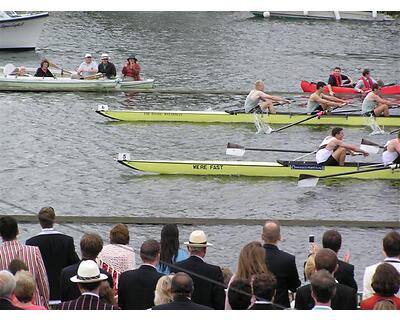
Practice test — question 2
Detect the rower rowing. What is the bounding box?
[116,153,400,180]
[95,106,400,127]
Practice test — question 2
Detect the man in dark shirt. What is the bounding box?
[98,53,116,79]
[327,67,354,95]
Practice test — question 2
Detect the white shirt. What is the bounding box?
[77,61,98,77]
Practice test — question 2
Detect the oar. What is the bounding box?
[360,138,384,154]
[390,128,400,134]
[47,61,74,75]
[226,142,313,157]
[298,163,399,187]
[83,73,104,80]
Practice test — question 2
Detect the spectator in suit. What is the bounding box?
[363,230,400,299]
[310,270,336,310]
[262,220,301,308]
[0,216,49,308]
[170,230,225,310]
[322,230,357,292]
[60,233,113,302]
[12,270,47,310]
[295,248,357,310]
[58,260,118,310]
[250,272,284,310]
[118,239,163,310]
[152,272,212,310]
[0,270,22,310]
[25,207,80,305]
[227,278,252,310]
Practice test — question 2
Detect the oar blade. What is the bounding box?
[360,144,380,154]
[298,174,319,187]
[361,138,381,147]
[226,145,245,156]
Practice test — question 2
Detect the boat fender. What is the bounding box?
[118,153,131,161]
[97,104,109,111]
[263,12,270,18]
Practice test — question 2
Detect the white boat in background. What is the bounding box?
[251,11,394,22]
[0,11,49,50]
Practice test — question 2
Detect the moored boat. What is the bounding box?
[0,11,49,50]
[301,80,400,95]
[116,154,400,180]
[0,76,154,92]
[95,107,400,127]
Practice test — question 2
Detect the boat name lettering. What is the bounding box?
[149,112,183,116]
[291,165,323,170]
[193,164,224,170]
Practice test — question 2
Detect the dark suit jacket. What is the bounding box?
[264,244,301,308]
[249,301,285,310]
[118,264,163,310]
[170,255,225,310]
[26,231,80,301]
[152,296,213,310]
[294,282,357,310]
[335,259,358,292]
[0,298,22,310]
[60,260,113,302]
[58,293,119,310]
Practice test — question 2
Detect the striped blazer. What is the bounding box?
[0,240,49,308]
[58,294,119,310]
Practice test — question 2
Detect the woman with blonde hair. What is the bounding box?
[225,241,268,309]
[13,270,47,310]
[154,274,174,306]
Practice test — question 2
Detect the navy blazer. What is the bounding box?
[335,259,358,292]
[152,296,213,310]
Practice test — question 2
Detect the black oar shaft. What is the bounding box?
[271,114,318,133]
[319,164,397,180]
[390,128,400,134]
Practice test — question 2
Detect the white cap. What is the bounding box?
[84,53,92,58]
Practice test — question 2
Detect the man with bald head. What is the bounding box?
[262,220,301,308]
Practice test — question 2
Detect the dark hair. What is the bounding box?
[80,233,103,260]
[331,127,343,137]
[310,269,336,303]
[228,278,252,310]
[372,83,380,91]
[383,231,400,257]
[140,239,160,262]
[109,224,129,245]
[0,216,18,241]
[334,67,341,71]
[322,230,342,253]
[171,272,193,297]
[316,81,326,90]
[253,272,277,301]
[8,259,28,275]
[362,69,370,76]
[38,206,55,229]
[371,263,400,297]
[315,248,338,273]
[78,281,102,292]
[159,224,180,272]
[40,59,50,68]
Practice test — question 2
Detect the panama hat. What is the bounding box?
[184,230,213,247]
[100,53,109,60]
[70,260,108,283]
[84,53,92,58]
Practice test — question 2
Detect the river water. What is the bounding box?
[0,12,399,288]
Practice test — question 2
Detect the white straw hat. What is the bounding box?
[70,260,108,283]
[184,230,213,247]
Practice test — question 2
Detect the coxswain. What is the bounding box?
[327,67,354,95]
[34,59,54,78]
[244,80,291,114]
[307,82,347,114]
[382,131,400,165]
[315,127,368,166]
[354,69,377,93]
[361,83,392,117]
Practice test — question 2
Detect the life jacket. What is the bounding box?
[330,73,342,86]
[358,76,374,89]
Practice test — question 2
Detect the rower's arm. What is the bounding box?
[316,95,346,107]
[327,84,335,96]
[374,94,392,105]
[340,142,369,156]
[259,92,287,103]
[322,94,347,103]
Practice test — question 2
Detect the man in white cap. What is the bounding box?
[58,260,118,310]
[170,230,225,309]
[98,53,116,79]
[74,53,98,79]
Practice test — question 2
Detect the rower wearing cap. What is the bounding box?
[382,131,400,165]
[98,53,116,79]
[244,80,291,114]
[361,83,392,117]
[74,53,98,79]
[315,127,368,166]
[307,82,348,114]
[121,54,141,81]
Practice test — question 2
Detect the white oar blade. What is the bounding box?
[360,144,380,154]
[298,174,319,187]
[226,147,245,157]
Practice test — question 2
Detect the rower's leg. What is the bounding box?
[374,104,389,117]
[332,147,347,166]
[260,101,276,114]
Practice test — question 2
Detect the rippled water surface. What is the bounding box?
[0,12,399,287]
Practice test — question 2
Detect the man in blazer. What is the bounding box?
[322,229,357,292]
[262,220,301,308]
[152,272,212,310]
[170,230,225,310]
[250,272,284,310]
[26,207,80,305]
[118,239,163,310]
[295,248,357,310]
[60,233,113,302]
[58,260,118,310]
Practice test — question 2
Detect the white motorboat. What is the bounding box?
[0,11,49,50]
